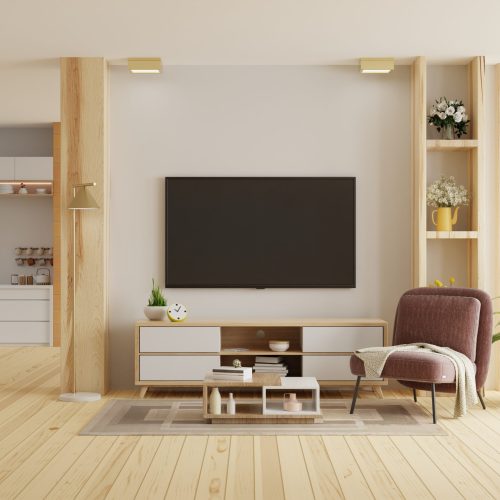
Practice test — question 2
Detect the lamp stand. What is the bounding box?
[59,185,101,403]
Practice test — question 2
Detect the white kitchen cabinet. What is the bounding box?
[0,157,15,179]
[15,157,53,180]
[0,285,52,345]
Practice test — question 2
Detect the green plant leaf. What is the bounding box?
[493,332,500,343]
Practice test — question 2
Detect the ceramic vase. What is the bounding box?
[209,387,222,415]
[226,393,236,415]
[442,124,454,140]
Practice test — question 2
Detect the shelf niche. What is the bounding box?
[412,56,485,289]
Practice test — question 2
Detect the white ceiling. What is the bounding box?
[2,0,500,66]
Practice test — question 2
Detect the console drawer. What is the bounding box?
[0,300,50,321]
[303,326,384,352]
[139,355,219,381]
[302,355,382,381]
[139,326,220,353]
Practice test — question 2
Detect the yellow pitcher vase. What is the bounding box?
[431,207,459,231]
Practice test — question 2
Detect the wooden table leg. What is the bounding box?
[139,386,148,398]
[373,386,384,399]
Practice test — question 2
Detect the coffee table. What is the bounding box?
[202,374,322,424]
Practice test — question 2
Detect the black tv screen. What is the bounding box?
[165,177,355,288]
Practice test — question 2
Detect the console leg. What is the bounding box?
[413,388,417,403]
[350,376,362,414]
[139,386,148,398]
[373,386,384,399]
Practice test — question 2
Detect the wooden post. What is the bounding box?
[495,64,500,390]
[411,57,427,287]
[52,123,61,347]
[60,58,109,394]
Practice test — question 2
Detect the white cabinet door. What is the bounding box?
[0,300,49,321]
[303,326,384,352]
[140,355,219,381]
[15,157,53,180]
[0,322,50,344]
[140,327,220,353]
[302,355,382,381]
[0,157,15,179]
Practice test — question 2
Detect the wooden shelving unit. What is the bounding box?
[412,56,485,288]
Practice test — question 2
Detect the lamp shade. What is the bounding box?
[68,187,99,210]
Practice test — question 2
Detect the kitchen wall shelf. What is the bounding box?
[0,194,52,198]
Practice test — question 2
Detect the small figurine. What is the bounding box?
[232,359,242,368]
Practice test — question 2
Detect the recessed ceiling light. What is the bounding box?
[128,58,162,74]
[360,58,394,74]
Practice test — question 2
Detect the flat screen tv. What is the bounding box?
[165,177,355,288]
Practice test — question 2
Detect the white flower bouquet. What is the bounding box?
[428,97,469,138]
[426,176,469,208]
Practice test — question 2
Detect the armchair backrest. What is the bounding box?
[394,287,492,389]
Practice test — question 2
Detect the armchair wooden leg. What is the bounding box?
[350,376,362,414]
[477,390,486,410]
[413,388,417,403]
[431,383,437,424]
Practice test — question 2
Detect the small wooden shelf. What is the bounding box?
[0,194,52,198]
[426,231,478,239]
[426,139,479,151]
[221,349,302,356]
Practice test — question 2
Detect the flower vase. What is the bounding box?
[442,124,454,140]
[431,207,459,231]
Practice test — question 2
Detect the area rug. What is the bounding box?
[80,399,446,436]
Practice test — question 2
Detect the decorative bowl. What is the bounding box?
[144,306,167,321]
[269,340,290,352]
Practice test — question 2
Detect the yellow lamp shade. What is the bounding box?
[68,187,99,210]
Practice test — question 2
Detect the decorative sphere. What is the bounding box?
[232,359,242,368]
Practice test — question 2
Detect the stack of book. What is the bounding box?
[208,366,253,381]
[253,356,288,376]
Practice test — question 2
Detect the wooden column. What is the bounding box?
[60,58,109,394]
[495,64,500,390]
[52,122,61,347]
[411,56,427,287]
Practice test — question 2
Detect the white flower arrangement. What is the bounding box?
[426,176,469,208]
[428,97,469,138]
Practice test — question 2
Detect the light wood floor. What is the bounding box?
[1,347,500,499]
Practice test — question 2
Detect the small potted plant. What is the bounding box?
[144,279,168,321]
[428,97,469,139]
[427,176,469,231]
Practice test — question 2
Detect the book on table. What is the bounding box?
[255,356,284,364]
[208,366,252,381]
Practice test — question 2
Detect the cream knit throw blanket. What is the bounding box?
[355,343,478,417]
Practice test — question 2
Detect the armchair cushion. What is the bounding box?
[393,295,481,361]
[350,351,459,384]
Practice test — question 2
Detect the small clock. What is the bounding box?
[167,303,188,322]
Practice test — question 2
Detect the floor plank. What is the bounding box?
[277,436,314,500]
[225,436,255,500]
[165,436,208,499]
[195,436,230,500]
[345,436,403,499]
[134,436,185,499]
[299,435,344,499]
[254,436,285,500]
[322,436,373,500]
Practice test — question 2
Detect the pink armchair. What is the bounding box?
[349,287,492,423]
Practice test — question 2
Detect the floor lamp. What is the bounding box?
[59,182,101,403]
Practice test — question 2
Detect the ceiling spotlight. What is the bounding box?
[360,58,394,74]
[128,58,162,74]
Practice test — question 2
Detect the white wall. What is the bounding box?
[109,66,411,388]
[0,61,60,126]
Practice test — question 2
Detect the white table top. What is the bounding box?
[265,377,319,390]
